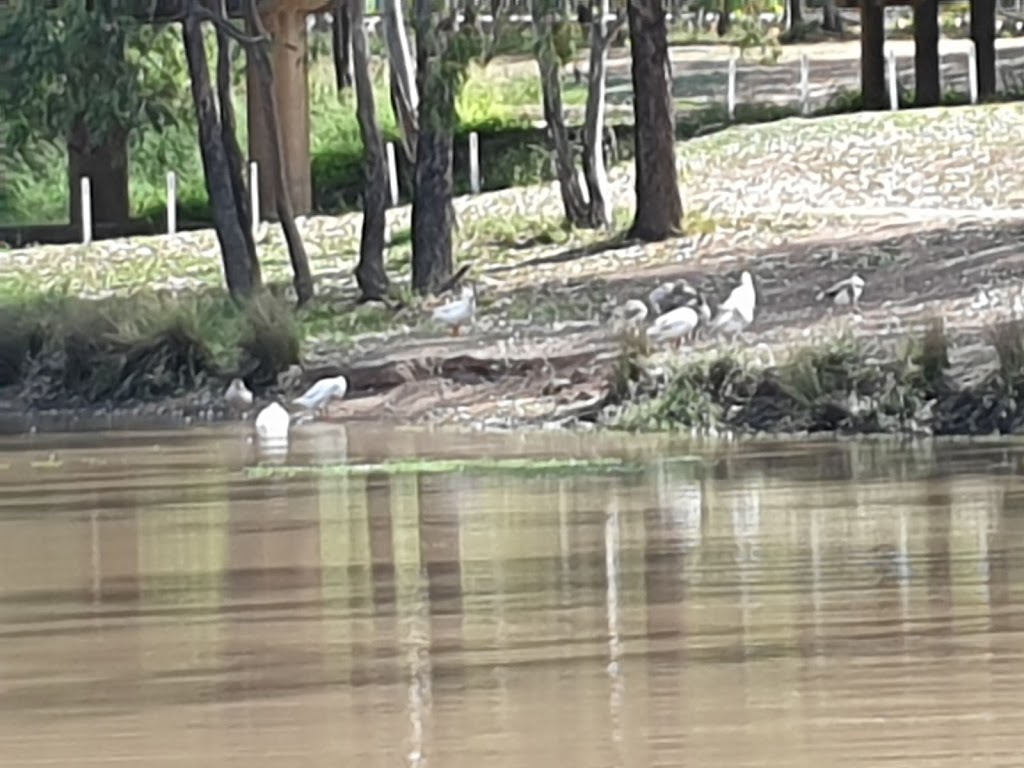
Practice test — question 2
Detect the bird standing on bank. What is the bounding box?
[432,284,476,336]
[293,375,348,417]
[648,305,702,349]
[710,270,757,340]
[255,402,291,440]
[816,273,865,312]
[224,378,253,416]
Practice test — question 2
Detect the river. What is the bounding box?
[0,424,1021,766]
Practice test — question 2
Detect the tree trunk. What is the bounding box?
[716,0,731,36]
[332,0,353,90]
[627,0,683,241]
[351,0,390,300]
[182,7,259,300]
[581,3,618,230]
[789,0,803,26]
[970,0,997,99]
[913,0,941,107]
[411,6,455,294]
[382,0,419,163]
[860,0,887,110]
[244,0,315,307]
[67,119,130,232]
[214,8,262,287]
[822,0,844,32]
[532,3,590,227]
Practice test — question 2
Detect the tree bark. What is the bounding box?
[970,0,997,100]
[67,119,130,232]
[581,4,621,230]
[716,0,731,36]
[182,6,259,300]
[913,0,941,107]
[822,0,844,32]
[382,0,419,164]
[860,0,887,110]
[789,0,803,26]
[332,0,353,91]
[532,2,590,227]
[214,3,262,287]
[627,0,683,241]
[351,0,390,300]
[411,4,455,294]
[244,0,315,306]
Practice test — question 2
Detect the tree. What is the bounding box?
[822,0,844,33]
[351,0,391,300]
[0,0,182,229]
[971,0,997,100]
[788,0,803,27]
[860,0,887,110]
[382,0,420,164]
[332,0,354,91]
[181,0,261,299]
[913,0,940,107]
[627,0,683,240]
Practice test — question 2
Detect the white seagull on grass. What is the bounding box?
[432,284,476,336]
[710,270,757,340]
[648,305,702,349]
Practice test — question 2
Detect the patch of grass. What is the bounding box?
[244,456,634,478]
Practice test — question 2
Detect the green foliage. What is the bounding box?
[0,1,184,153]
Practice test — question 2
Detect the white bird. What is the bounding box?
[612,298,650,329]
[816,273,865,311]
[224,378,253,413]
[293,375,348,415]
[710,270,757,339]
[648,305,702,349]
[648,279,704,316]
[432,285,476,336]
[255,402,290,440]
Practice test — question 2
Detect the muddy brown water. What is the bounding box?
[1,424,1023,766]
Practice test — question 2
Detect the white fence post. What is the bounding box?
[967,41,979,104]
[727,55,737,121]
[166,171,177,235]
[886,48,899,111]
[385,142,400,207]
[468,131,481,194]
[248,161,260,241]
[799,53,811,116]
[80,177,93,246]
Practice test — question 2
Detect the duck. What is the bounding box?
[432,284,476,336]
[611,298,650,329]
[710,270,757,339]
[816,273,865,311]
[648,305,702,349]
[224,377,254,414]
[648,279,706,315]
[254,402,291,440]
[292,375,348,416]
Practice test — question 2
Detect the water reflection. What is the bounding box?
[0,430,1024,765]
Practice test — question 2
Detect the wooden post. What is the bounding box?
[249,161,260,241]
[966,41,979,103]
[727,55,737,120]
[886,48,899,111]
[468,131,481,194]
[385,142,399,206]
[166,171,177,235]
[80,177,93,246]
[799,53,810,115]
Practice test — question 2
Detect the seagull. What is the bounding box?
[255,402,291,440]
[292,375,348,416]
[816,273,865,312]
[432,284,476,336]
[710,270,757,340]
[648,305,702,349]
[224,378,253,414]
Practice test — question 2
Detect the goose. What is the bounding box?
[255,402,290,440]
[224,378,253,413]
[432,284,476,336]
[710,270,757,339]
[648,279,705,315]
[816,273,865,311]
[648,305,702,349]
[292,375,348,416]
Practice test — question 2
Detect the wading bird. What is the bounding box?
[293,375,348,417]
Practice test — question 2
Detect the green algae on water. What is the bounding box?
[244,456,636,479]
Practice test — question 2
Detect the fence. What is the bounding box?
[67,40,1024,247]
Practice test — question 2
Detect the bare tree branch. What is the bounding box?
[598,9,628,49]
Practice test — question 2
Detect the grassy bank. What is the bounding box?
[608,323,1024,438]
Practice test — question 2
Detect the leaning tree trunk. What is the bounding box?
[214,6,262,286]
[627,0,683,241]
[580,1,622,230]
[860,0,887,110]
[411,5,456,294]
[332,0,353,90]
[382,0,419,164]
[531,2,590,227]
[245,0,315,306]
[971,0,997,99]
[351,0,390,300]
[913,0,941,106]
[182,5,259,299]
